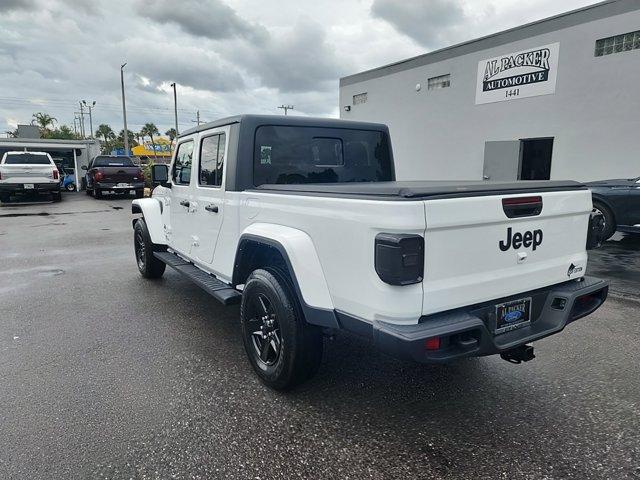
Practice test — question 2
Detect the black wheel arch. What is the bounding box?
[233,235,339,329]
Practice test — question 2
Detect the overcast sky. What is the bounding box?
[0,0,596,137]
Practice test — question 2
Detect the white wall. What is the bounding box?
[340,9,640,182]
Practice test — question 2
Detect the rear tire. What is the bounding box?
[592,201,615,240]
[134,219,166,279]
[66,183,76,192]
[94,188,102,199]
[241,268,323,390]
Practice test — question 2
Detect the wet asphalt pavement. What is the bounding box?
[0,194,639,479]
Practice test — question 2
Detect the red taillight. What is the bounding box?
[94,171,104,181]
[425,336,441,351]
[53,169,59,180]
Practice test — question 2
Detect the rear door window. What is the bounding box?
[3,153,52,165]
[253,126,393,186]
[172,141,194,185]
[93,156,134,167]
[199,133,226,187]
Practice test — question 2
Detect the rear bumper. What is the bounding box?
[95,182,145,190]
[337,276,608,364]
[0,183,60,194]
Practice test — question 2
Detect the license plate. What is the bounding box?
[24,183,34,189]
[495,297,531,334]
[117,183,131,188]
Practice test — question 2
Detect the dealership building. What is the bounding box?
[339,0,640,182]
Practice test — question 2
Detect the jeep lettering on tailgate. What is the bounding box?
[499,227,543,251]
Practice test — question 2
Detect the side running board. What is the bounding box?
[153,251,241,306]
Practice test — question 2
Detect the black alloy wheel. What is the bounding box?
[247,293,282,368]
[133,219,166,279]
[241,269,323,390]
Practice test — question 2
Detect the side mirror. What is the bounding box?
[81,165,88,170]
[151,164,170,188]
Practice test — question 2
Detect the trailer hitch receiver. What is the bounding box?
[500,344,535,364]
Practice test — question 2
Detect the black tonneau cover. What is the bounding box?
[254,180,587,200]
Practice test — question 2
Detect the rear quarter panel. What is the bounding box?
[215,192,426,324]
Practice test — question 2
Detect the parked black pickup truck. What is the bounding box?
[82,155,144,198]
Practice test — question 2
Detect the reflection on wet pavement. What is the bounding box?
[587,232,640,298]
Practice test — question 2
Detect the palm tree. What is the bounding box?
[96,124,115,143]
[118,129,137,147]
[140,123,159,159]
[31,112,57,134]
[95,124,116,153]
[165,128,177,151]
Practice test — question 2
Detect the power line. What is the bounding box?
[0,96,221,116]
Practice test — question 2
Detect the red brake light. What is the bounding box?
[94,171,104,181]
[502,196,542,206]
[53,169,59,180]
[425,336,441,351]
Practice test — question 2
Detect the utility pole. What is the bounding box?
[82,100,96,139]
[191,110,202,126]
[73,116,78,136]
[278,104,294,115]
[170,82,179,136]
[120,63,129,155]
[78,103,86,138]
[75,111,85,138]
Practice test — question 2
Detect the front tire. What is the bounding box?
[241,269,323,390]
[592,201,615,240]
[94,188,102,199]
[134,219,166,279]
[66,183,76,192]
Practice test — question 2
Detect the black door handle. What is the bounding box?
[205,204,219,213]
[179,200,190,207]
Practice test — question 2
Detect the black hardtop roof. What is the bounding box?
[179,114,389,138]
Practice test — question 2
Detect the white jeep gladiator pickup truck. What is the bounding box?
[132,115,608,390]
[0,151,62,202]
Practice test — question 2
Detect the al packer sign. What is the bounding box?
[475,43,559,105]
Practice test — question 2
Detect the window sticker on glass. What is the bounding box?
[260,146,272,165]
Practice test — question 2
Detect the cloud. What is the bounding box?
[134,0,267,42]
[122,39,246,93]
[234,18,343,93]
[371,0,465,48]
[0,0,37,12]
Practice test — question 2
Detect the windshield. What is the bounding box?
[93,156,135,167]
[253,126,393,186]
[3,153,52,165]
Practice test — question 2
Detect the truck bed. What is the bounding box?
[254,180,586,200]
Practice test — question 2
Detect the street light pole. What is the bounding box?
[170,82,178,136]
[82,100,96,139]
[120,63,129,155]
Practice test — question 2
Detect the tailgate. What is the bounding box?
[98,167,141,183]
[0,164,55,183]
[422,189,591,315]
